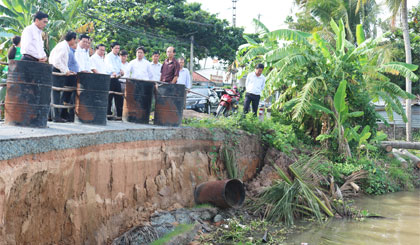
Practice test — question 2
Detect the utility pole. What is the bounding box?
[190,35,194,78]
[232,0,237,27]
[231,0,238,86]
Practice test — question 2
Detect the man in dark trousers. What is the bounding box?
[49,31,77,122]
[243,64,266,115]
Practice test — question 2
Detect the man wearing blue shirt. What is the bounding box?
[61,41,79,121]
[105,42,124,119]
[244,64,266,115]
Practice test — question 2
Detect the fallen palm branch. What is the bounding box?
[251,163,333,226]
[339,170,368,193]
[288,166,334,217]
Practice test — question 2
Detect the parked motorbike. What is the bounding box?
[215,87,240,117]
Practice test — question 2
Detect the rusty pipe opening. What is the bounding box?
[194,179,245,209]
[224,179,245,208]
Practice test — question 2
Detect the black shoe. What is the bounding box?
[53,118,67,123]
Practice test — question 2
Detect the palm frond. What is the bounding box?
[264,46,304,63]
[379,62,419,81]
[292,76,321,121]
[273,54,309,72]
[252,18,270,35]
[268,29,311,46]
[243,35,259,46]
[385,0,402,18]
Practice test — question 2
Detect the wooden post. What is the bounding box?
[190,35,194,78]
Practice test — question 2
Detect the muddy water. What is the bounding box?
[287,190,420,245]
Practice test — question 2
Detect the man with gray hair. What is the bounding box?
[160,46,180,83]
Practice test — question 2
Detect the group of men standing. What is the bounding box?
[15,10,266,122]
[18,11,192,122]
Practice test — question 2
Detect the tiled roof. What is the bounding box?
[192,72,210,82]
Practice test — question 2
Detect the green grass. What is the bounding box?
[192,203,214,209]
[150,224,195,245]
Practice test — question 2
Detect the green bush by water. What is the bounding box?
[319,156,415,195]
[183,113,299,154]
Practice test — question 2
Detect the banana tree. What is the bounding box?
[315,80,365,157]
[0,0,88,54]
[44,0,89,52]
[237,19,418,156]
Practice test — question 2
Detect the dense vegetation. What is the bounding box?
[185,3,420,227]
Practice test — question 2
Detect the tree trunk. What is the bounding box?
[391,149,408,168]
[381,141,420,150]
[381,144,393,152]
[395,149,420,168]
[401,0,413,142]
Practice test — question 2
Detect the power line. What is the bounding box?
[106,0,214,27]
[163,15,214,27]
[84,12,200,48]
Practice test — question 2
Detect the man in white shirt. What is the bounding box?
[119,50,130,93]
[90,44,108,74]
[21,11,48,62]
[128,47,153,80]
[49,31,77,75]
[75,34,90,72]
[244,64,266,115]
[150,51,162,81]
[177,57,191,89]
[105,42,124,118]
[105,42,124,77]
[49,31,77,122]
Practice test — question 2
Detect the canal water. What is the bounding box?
[287,190,420,245]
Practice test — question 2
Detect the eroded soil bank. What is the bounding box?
[0,124,264,244]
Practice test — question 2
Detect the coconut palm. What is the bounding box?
[292,0,380,42]
[386,0,413,141]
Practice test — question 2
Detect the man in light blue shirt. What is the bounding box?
[105,42,124,76]
[244,63,266,115]
[150,51,162,81]
[61,41,79,121]
[177,57,191,89]
[105,42,124,119]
